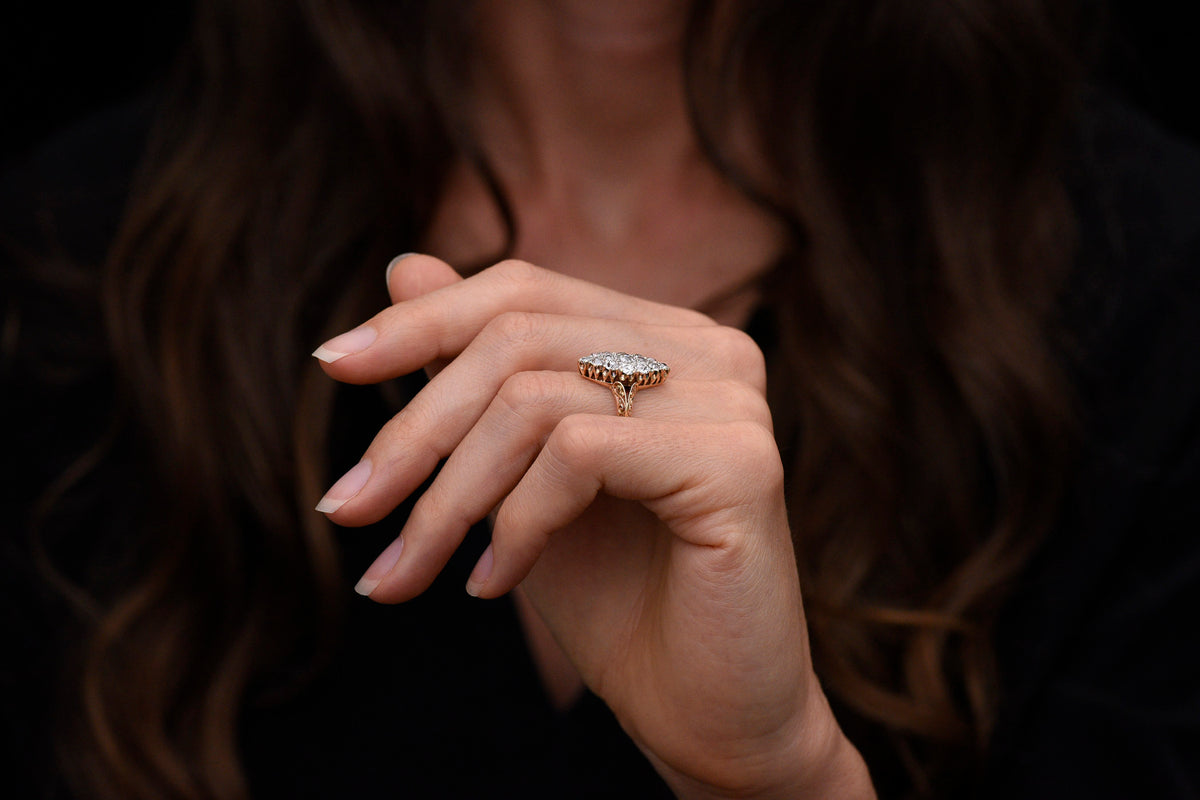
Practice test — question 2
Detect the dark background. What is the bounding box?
[1,3,192,163]
[2,1,1198,166]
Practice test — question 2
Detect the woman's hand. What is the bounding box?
[313,254,874,799]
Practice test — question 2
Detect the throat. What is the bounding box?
[422,156,785,327]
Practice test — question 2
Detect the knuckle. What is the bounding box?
[410,484,472,533]
[377,402,420,442]
[491,258,548,288]
[717,379,773,425]
[712,327,767,390]
[726,420,784,487]
[482,310,544,347]
[549,414,605,464]
[495,371,563,412]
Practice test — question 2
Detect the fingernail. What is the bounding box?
[465,544,494,598]
[315,460,372,514]
[312,325,377,363]
[385,252,418,285]
[355,535,405,596]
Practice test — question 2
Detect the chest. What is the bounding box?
[421,159,787,326]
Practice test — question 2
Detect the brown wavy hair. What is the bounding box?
[35,0,1086,796]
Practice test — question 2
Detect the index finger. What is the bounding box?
[313,256,718,384]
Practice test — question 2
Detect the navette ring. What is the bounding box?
[578,352,669,417]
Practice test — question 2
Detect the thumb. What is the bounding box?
[386,252,463,304]
[384,252,464,378]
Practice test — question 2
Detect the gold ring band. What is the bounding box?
[578,352,669,416]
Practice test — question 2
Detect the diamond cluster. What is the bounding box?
[578,351,669,386]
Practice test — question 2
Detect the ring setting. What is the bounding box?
[578,352,669,416]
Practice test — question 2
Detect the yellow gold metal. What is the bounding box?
[578,352,669,417]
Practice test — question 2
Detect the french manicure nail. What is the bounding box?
[315,460,372,514]
[465,544,494,598]
[312,325,377,363]
[355,535,405,596]
[385,252,418,284]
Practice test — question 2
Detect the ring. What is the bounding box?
[578,352,669,416]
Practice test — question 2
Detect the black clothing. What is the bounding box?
[1,97,672,800]
[985,98,1200,797]
[3,96,1199,798]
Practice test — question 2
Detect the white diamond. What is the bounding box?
[580,351,667,376]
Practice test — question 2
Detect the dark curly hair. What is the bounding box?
[24,0,1086,796]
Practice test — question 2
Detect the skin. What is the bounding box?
[313,256,874,798]
[423,0,785,320]
[313,1,877,796]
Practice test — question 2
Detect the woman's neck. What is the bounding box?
[425,0,784,325]
[470,0,696,193]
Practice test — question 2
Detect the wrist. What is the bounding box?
[656,684,876,800]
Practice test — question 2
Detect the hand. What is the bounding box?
[314,254,874,798]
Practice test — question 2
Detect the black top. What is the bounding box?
[2,95,1198,798]
[984,100,1200,797]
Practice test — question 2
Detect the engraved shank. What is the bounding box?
[578,352,669,416]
